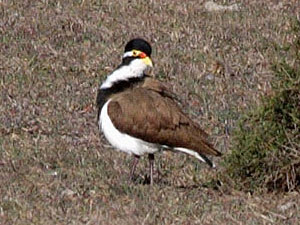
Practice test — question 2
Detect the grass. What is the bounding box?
[222,18,300,193]
[1,0,300,224]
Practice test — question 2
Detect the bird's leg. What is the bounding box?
[130,155,140,181]
[148,154,154,185]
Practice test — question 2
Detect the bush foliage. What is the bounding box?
[223,19,300,192]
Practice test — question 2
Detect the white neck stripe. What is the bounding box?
[100,58,147,89]
[123,51,133,58]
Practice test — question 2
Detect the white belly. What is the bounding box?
[99,100,159,156]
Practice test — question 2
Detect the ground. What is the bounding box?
[0,0,299,224]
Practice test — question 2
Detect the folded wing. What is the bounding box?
[108,87,221,157]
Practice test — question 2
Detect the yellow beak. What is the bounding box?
[142,56,153,67]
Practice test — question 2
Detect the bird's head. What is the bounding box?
[100,38,153,89]
[122,38,153,68]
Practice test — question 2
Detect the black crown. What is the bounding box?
[124,38,152,57]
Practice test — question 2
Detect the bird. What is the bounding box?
[96,38,222,184]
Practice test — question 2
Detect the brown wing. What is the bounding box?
[141,77,181,102]
[108,88,221,156]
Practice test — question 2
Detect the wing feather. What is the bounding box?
[107,87,221,156]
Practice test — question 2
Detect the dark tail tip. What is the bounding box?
[199,153,215,168]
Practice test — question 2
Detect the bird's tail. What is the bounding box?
[173,147,216,168]
[198,141,222,157]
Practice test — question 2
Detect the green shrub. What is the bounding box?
[223,19,300,192]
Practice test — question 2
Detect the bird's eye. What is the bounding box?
[132,51,138,57]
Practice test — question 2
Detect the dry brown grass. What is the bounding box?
[1,0,299,224]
